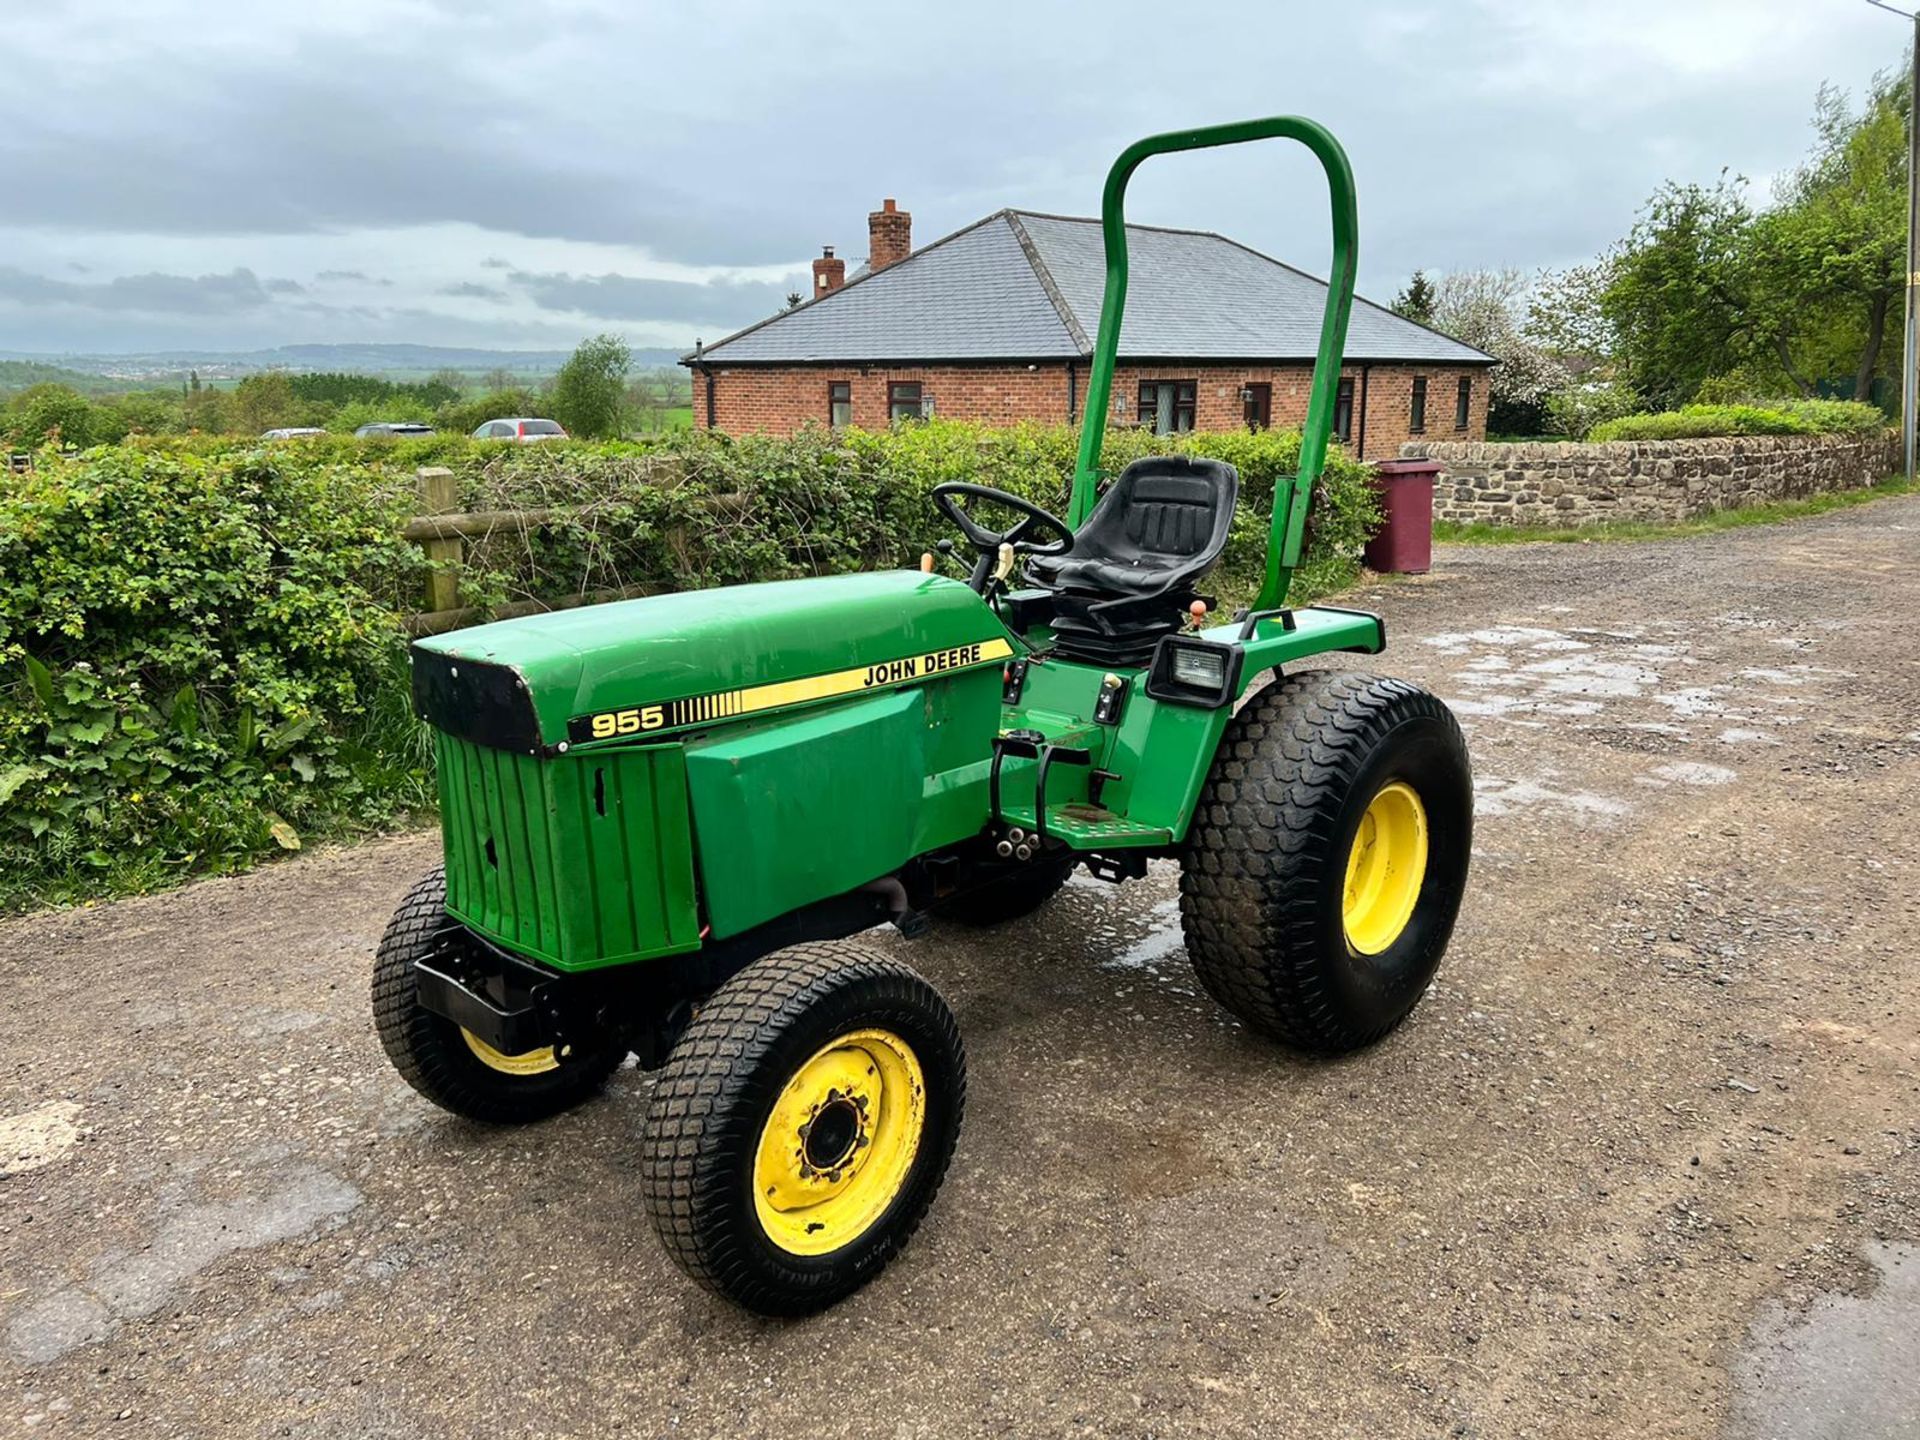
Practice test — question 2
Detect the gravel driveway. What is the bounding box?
[4,497,1918,1439]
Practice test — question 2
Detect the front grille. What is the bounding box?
[434,733,700,971]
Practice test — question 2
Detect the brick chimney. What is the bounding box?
[811,245,846,298]
[868,198,912,272]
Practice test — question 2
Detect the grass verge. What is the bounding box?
[1433,477,1914,546]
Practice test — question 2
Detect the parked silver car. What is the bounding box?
[470,418,568,441]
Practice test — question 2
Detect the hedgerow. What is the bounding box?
[0,421,1376,909]
[1586,399,1888,443]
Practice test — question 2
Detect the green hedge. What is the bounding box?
[1587,399,1888,443]
[0,421,1376,909]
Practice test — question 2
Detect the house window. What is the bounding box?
[1242,382,1272,432]
[1410,376,1428,434]
[828,380,852,428]
[1138,380,1196,435]
[1332,377,1355,444]
[888,381,924,423]
[1455,375,1472,431]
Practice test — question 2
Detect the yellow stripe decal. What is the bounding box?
[571,638,1014,743]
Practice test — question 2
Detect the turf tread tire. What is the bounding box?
[371,867,624,1124]
[640,944,965,1316]
[1179,670,1471,1053]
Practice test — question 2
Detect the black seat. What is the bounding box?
[1027,456,1238,665]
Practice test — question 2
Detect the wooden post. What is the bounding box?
[417,467,461,613]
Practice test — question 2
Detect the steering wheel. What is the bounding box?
[931,482,1073,596]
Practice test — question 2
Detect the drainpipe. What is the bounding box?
[693,340,715,430]
[1066,360,1078,425]
[1356,364,1372,458]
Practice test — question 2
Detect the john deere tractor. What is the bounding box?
[372,116,1471,1315]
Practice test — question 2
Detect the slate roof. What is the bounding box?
[687,210,1494,367]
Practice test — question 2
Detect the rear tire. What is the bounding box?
[1179,670,1472,1053]
[371,868,626,1123]
[933,858,1074,926]
[641,944,965,1316]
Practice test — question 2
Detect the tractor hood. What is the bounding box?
[410,570,1014,754]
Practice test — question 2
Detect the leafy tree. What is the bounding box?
[230,373,305,434]
[1748,75,1907,401]
[1391,270,1436,325]
[550,334,631,439]
[4,385,110,447]
[1598,177,1756,410]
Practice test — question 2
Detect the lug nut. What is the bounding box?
[1007,827,1026,844]
[995,839,1014,858]
[1014,843,1033,862]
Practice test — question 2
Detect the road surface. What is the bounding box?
[4,497,1919,1438]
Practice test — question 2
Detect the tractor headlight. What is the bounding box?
[1146,637,1241,709]
[1170,646,1227,690]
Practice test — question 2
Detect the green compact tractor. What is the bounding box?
[372,116,1471,1315]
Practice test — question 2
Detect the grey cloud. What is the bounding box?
[440,281,508,301]
[0,266,274,315]
[265,277,305,294]
[0,2,1897,348]
[503,269,802,326]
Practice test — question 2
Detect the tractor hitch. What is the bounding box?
[413,926,625,1064]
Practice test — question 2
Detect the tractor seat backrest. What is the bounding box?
[1028,455,1239,602]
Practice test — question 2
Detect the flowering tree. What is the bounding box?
[1431,268,1569,434]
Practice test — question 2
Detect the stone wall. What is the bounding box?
[1400,432,1901,526]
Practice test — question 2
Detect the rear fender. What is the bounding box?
[1100,605,1385,842]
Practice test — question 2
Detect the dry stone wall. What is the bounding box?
[1400,432,1900,526]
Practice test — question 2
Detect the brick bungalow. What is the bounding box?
[683,200,1495,457]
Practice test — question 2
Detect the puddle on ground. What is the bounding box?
[1731,1243,1920,1439]
[1102,897,1184,970]
[1474,773,1632,823]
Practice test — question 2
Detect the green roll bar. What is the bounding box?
[1067,116,1358,613]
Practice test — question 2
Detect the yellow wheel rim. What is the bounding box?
[461,1029,560,1076]
[753,1028,926,1257]
[1342,780,1429,955]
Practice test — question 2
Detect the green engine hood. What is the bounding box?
[411,570,1014,753]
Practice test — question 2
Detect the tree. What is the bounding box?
[1391,270,1436,325]
[1430,268,1569,434]
[1597,177,1757,410]
[1749,75,1907,401]
[550,334,631,439]
[1589,69,1908,410]
[230,373,303,434]
[4,384,107,447]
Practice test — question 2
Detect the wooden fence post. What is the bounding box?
[417,467,461,614]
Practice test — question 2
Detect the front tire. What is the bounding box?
[1179,670,1472,1052]
[371,868,626,1123]
[640,944,965,1316]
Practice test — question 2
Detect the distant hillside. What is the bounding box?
[0,360,134,396]
[0,343,689,384]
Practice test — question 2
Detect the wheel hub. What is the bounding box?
[753,1029,927,1256]
[1342,780,1429,955]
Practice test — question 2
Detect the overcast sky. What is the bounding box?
[0,0,1904,356]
